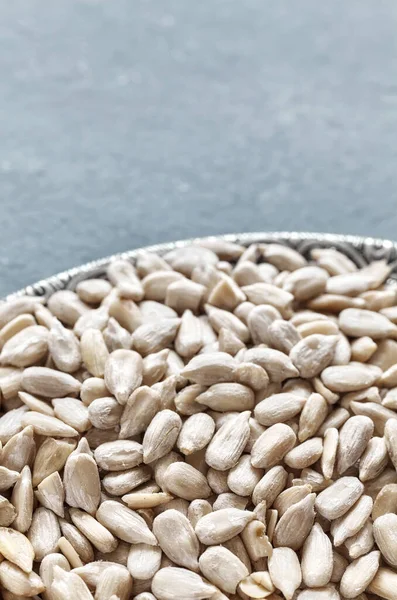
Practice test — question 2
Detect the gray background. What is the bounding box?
[1,0,397,296]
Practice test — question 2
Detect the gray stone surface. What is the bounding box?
[1,0,397,295]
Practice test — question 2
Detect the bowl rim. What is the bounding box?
[6,230,397,300]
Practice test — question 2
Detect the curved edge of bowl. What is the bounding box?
[6,230,397,301]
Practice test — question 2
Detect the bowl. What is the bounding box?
[7,231,397,300]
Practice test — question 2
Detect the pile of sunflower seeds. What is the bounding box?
[2,240,397,599]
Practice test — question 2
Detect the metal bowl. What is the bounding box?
[7,231,397,300]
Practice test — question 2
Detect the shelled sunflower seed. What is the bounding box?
[1,241,397,598]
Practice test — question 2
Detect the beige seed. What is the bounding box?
[48,319,81,373]
[367,469,397,501]
[103,349,143,405]
[359,436,388,482]
[195,508,254,545]
[205,411,251,471]
[372,483,397,520]
[96,500,157,545]
[337,415,374,474]
[87,396,122,430]
[284,437,323,469]
[40,553,71,599]
[267,319,301,354]
[345,519,374,559]
[69,508,118,553]
[315,476,364,520]
[370,338,397,371]
[59,520,94,564]
[330,494,373,546]
[18,390,55,416]
[32,437,75,487]
[254,393,305,427]
[241,519,273,561]
[273,485,311,517]
[11,466,33,533]
[177,413,216,455]
[234,362,269,392]
[57,536,83,569]
[28,507,61,561]
[384,419,397,471]
[251,423,296,469]
[120,385,161,438]
[301,522,333,587]
[63,439,101,514]
[252,466,288,507]
[127,543,162,580]
[107,259,144,300]
[0,527,34,573]
[52,397,90,433]
[321,363,381,392]
[199,545,249,594]
[321,428,339,480]
[340,550,380,599]
[76,278,112,304]
[242,283,293,317]
[213,492,248,511]
[227,455,263,497]
[142,409,182,464]
[0,496,16,527]
[268,547,302,600]
[153,509,199,571]
[103,316,132,351]
[166,279,206,314]
[238,571,275,599]
[22,366,81,398]
[93,439,143,471]
[122,491,172,510]
[132,318,181,356]
[282,266,329,301]
[262,243,306,270]
[0,466,19,492]
[50,565,93,600]
[1,425,35,472]
[218,327,246,356]
[313,377,340,406]
[373,513,397,567]
[21,411,78,437]
[108,297,142,332]
[72,560,121,588]
[340,307,397,338]
[181,352,236,385]
[244,347,298,382]
[298,392,328,441]
[80,328,109,377]
[0,313,36,350]
[196,383,254,412]
[290,334,337,379]
[163,462,211,501]
[95,564,133,600]
[0,560,45,596]
[152,566,216,600]
[351,336,378,362]
[102,465,151,496]
[206,304,249,342]
[298,319,340,338]
[0,325,49,368]
[80,377,109,406]
[351,400,397,435]
[36,472,65,517]
[187,500,213,529]
[273,493,316,550]
[247,304,278,345]
[142,349,169,386]
[368,566,397,599]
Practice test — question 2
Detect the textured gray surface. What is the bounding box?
[1,0,397,296]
